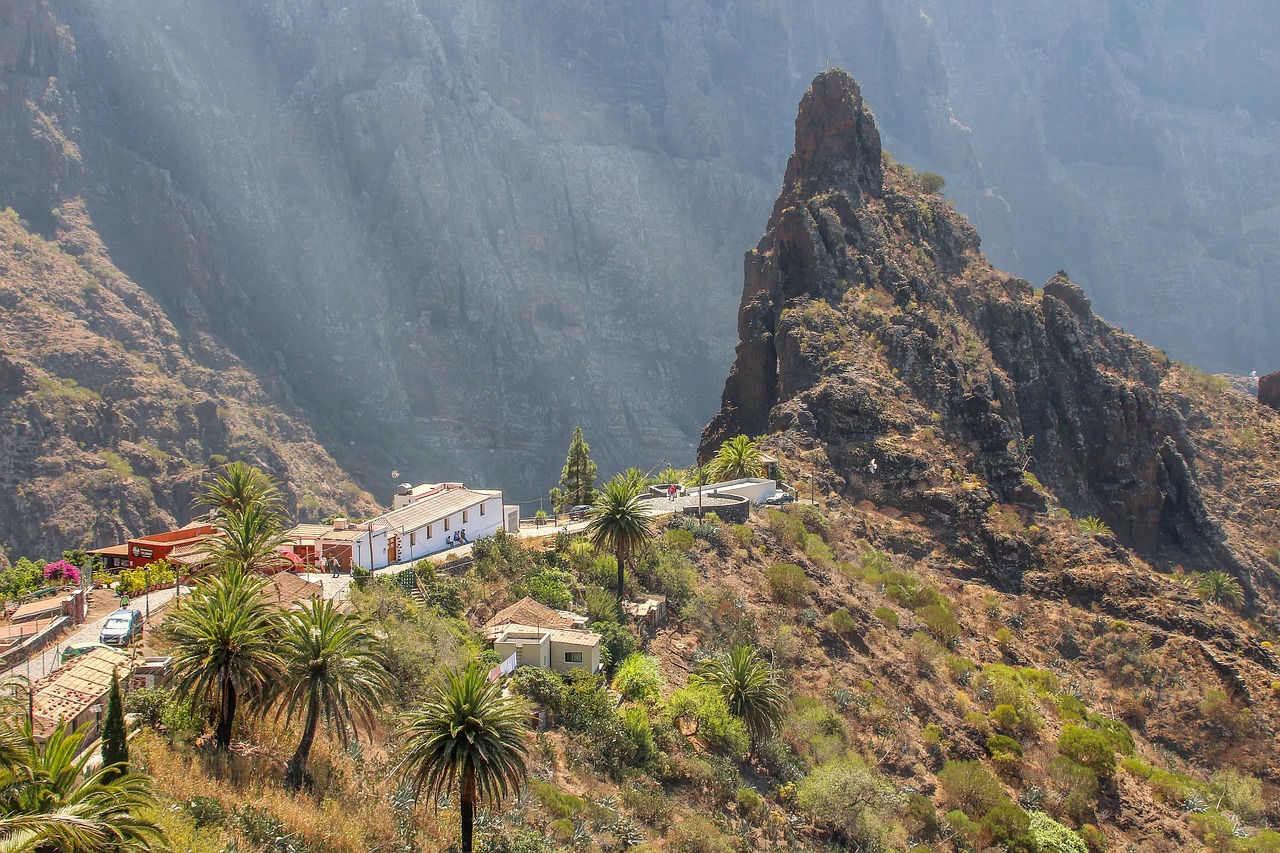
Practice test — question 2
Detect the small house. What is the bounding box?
[491,624,602,675]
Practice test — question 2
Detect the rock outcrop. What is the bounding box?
[1260,372,1280,413]
[704,70,1280,595]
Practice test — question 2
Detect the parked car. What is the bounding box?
[99,608,143,647]
[61,641,111,664]
[763,490,795,506]
[567,505,593,521]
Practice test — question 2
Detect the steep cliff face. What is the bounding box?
[1,0,1276,515]
[0,201,376,561]
[704,70,1280,596]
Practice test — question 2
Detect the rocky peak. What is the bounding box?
[704,70,1280,597]
[781,69,884,205]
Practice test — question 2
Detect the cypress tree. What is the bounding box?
[550,426,597,510]
[101,667,128,779]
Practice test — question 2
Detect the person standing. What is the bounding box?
[330,555,340,578]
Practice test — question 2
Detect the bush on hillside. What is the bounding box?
[765,563,812,604]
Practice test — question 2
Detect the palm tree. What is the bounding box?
[272,599,392,790]
[695,646,788,750]
[0,721,165,852]
[167,566,284,749]
[395,664,529,853]
[587,476,655,601]
[199,502,289,574]
[1197,570,1245,609]
[707,435,764,482]
[196,460,284,519]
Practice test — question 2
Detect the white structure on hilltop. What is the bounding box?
[349,482,519,569]
[685,477,777,504]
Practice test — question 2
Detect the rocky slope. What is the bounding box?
[0,201,376,563]
[694,67,1280,850]
[704,68,1280,598]
[3,0,1275,511]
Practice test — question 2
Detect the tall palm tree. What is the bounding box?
[0,721,165,853]
[196,460,284,519]
[199,502,289,574]
[395,664,529,853]
[167,565,284,749]
[695,646,788,750]
[1197,570,1245,609]
[707,435,764,482]
[587,476,655,601]
[272,599,392,790]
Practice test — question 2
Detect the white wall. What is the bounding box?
[394,495,505,564]
[349,528,390,571]
[690,478,776,504]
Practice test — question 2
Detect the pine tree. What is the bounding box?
[101,667,128,780]
[550,426,597,510]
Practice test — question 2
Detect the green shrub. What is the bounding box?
[621,783,675,830]
[827,608,857,637]
[785,697,848,764]
[664,528,695,551]
[873,606,899,628]
[986,734,1023,758]
[729,524,753,548]
[765,563,812,604]
[1057,725,1116,778]
[509,666,567,713]
[918,172,946,194]
[995,627,1015,648]
[666,686,749,758]
[1207,768,1264,823]
[666,814,735,853]
[797,756,901,849]
[595,620,638,673]
[612,653,665,701]
[938,760,1005,815]
[918,604,961,645]
[525,567,573,610]
[735,787,765,823]
[980,800,1033,852]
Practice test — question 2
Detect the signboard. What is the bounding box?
[131,546,154,559]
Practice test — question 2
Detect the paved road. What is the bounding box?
[2,587,181,683]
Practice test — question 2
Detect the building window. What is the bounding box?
[409,532,415,546]
[564,651,583,664]
[444,518,450,531]
[463,509,468,523]
[480,503,486,516]
[426,525,432,538]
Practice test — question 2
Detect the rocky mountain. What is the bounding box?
[0,200,376,562]
[4,0,1277,514]
[703,67,1280,597]
[694,67,1280,850]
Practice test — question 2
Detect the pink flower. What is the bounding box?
[43,560,81,584]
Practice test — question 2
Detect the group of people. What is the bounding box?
[665,484,680,501]
[446,529,468,547]
[314,554,341,578]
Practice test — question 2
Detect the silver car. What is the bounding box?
[99,609,143,647]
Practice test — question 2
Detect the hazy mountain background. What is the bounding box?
[2,0,1277,511]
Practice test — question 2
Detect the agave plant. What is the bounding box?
[1076,516,1113,537]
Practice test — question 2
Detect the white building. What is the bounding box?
[686,477,777,504]
[350,482,518,569]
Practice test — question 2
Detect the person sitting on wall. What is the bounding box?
[459,529,468,544]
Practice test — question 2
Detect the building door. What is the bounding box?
[388,535,398,565]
